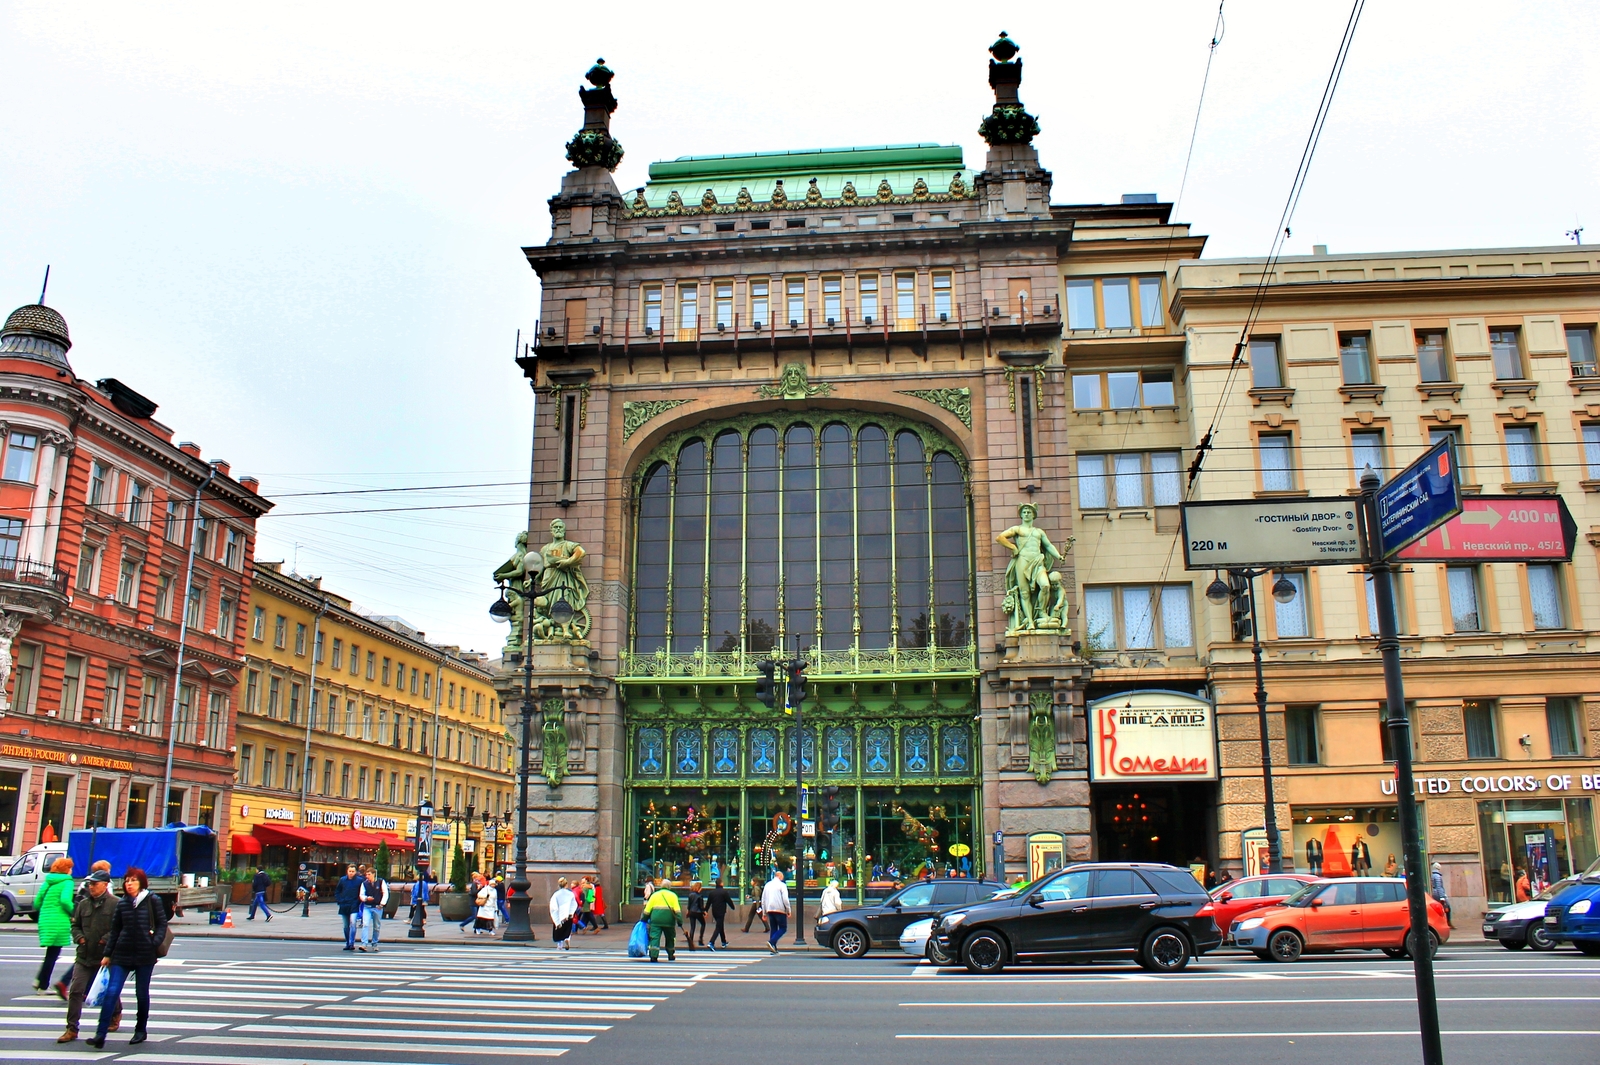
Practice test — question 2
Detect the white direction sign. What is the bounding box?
[1181,497,1364,570]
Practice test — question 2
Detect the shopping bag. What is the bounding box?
[627,918,649,958]
[85,967,110,1009]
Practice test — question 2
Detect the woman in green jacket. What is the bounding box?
[35,856,76,995]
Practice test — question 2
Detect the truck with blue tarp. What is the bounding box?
[67,825,219,915]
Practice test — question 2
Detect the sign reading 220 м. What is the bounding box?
[1180,497,1364,570]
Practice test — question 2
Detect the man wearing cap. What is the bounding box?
[60,870,120,1043]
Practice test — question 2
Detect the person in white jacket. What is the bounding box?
[549,877,580,950]
[820,879,843,917]
[358,871,389,953]
[760,868,791,954]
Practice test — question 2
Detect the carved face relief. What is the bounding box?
[550,519,566,541]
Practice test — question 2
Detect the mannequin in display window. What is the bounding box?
[1350,836,1372,877]
[1305,838,1323,876]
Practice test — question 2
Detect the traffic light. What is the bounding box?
[786,661,808,709]
[755,660,776,709]
[1229,573,1253,642]
[820,785,841,833]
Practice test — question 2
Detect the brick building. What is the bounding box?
[0,300,271,859]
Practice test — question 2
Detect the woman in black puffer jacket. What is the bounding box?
[86,867,167,1049]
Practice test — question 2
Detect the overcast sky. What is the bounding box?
[2,1,1594,653]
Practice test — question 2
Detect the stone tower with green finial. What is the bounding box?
[974,32,1053,222]
[550,58,627,243]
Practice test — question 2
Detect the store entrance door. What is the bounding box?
[1092,783,1213,870]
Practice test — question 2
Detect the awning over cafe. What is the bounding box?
[230,833,262,855]
[251,824,414,851]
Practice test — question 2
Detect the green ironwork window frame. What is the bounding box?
[624,410,976,680]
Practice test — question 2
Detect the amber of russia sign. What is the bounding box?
[1089,690,1217,783]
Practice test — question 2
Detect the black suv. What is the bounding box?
[934,862,1222,973]
[815,878,1008,958]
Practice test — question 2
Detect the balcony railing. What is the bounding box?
[617,643,977,681]
[0,557,69,597]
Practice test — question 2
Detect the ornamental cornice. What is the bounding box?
[73,405,271,517]
[1175,272,1600,309]
[625,175,977,220]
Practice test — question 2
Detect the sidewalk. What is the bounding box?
[0,900,825,951]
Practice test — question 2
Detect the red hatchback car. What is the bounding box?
[1209,875,1318,940]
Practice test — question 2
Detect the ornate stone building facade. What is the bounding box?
[0,301,271,861]
[504,38,1199,905]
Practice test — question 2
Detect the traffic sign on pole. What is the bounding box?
[1398,495,1576,562]
[1180,497,1363,570]
[1376,437,1461,558]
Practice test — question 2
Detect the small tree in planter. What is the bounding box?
[449,844,468,892]
[375,840,391,880]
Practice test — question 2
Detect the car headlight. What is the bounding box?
[1235,917,1266,931]
[815,916,831,927]
[941,911,969,930]
[1570,899,1592,915]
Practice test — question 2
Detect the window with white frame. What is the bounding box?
[1259,434,1295,492]
[89,462,110,508]
[139,675,164,737]
[224,527,243,569]
[217,594,235,639]
[1416,330,1451,382]
[715,282,734,328]
[1350,430,1386,483]
[127,480,149,525]
[1527,564,1565,629]
[933,272,952,320]
[1583,425,1600,480]
[3,431,38,482]
[749,280,768,328]
[1071,370,1175,409]
[1249,337,1284,389]
[0,517,23,564]
[205,693,226,748]
[1272,572,1311,638]
[1503,426,1542,483]
[103,665,125,729]
[1076,451,1181,510]
[1490,328,1523,380]
[857,275,878,323]
[60,654,85,720]
[1339,332,1374,385]
[822,277,841,324]
[1082,584,1194,651]
[76,542,99,593]
[185,583,205,628]
[1547,697,1583,757]
[1568,325,1598,378]
[643,285,662,333]
[786,279,805,326]
[1446,566,1483,632]
[679,283,699,331]
[117,555,140,606]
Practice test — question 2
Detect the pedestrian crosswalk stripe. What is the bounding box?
[311,1014,611,1031]
[180,1035,570,1057]
[233,1024,596,1043]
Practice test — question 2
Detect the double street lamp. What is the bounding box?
[491,581,538,943]
[1205,569,1298,876]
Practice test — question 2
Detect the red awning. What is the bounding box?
[230,833,262,855]
[251,824,414,851]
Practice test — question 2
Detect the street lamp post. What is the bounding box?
[493,584,538,943]
[409,799,433,939]
[1206,569,1298,876]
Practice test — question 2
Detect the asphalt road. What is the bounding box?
[2,931,1595,1064]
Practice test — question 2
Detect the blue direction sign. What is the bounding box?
[1376,437,1461,558]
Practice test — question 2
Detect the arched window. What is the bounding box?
[629,413,971,662]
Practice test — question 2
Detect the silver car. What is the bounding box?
[899,917,953,964]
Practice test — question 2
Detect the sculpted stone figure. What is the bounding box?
[492,531,537,655]
[996,504,1073,634]
[535,518,590,642]
[0,613,20,711]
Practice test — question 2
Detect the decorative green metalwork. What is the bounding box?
[1003,366,1045,413]
[755,363,832,401]
[896,388,972,429]
[547,381,591,430]
[541,698,568,788]
[618,643,977,681]
[566,128,624,170]
[1028,690,1056,784]
[623,398,691,441]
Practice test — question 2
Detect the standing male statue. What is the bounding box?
[535,518,590,642]
[493,531,537,655]
[996,504,1071,633]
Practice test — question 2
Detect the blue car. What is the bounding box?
[1542,857,1600,956]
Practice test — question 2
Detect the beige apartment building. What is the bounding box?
[230,564,512,881]
[1072,244,1600,923]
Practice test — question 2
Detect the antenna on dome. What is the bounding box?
[39,265,50,305]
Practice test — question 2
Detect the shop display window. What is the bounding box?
[1476,797,1597,904]
[1289,805,1423,879]
[0,769,20,853]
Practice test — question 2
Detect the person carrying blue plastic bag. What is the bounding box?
[627,916,649,958]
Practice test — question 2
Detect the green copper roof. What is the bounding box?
[634,143,974,215]
[646,143,963,181]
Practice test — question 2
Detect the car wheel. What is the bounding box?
[1267,929,1304,963]
[831,925,868,959]
[1574,941,1600,957]
[1405,929,1439,960]
[961,930,1009,975]
[1501,938,1526,950]
[0,897,12,923]
[1528,925,1556,952]
[1137,928,1192,973]
[926,938,952,966]
[1381,946,1407,959]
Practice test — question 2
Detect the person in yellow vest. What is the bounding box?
[642,878,682,962]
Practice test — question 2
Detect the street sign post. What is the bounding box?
[1398,495,1576,562]
[1375,438,1461,557]
[1181,498,1363,570]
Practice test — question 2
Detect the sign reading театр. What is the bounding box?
[1181,497,1364,570]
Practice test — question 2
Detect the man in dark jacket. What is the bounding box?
[335,865,363,951]
[248,868,272,922]
[60,870,119,1043]
[704,878,734,951]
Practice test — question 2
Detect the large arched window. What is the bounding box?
[630,413,971,666]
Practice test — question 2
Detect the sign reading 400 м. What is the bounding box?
[1181,497,1364,570]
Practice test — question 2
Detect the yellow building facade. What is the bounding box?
[229,564,512,881]
[1075,243,1600,926]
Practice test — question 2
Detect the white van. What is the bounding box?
[0,843,69,922]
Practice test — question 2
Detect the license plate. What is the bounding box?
[1545,915,1559,924]
[1481,925,1495,935]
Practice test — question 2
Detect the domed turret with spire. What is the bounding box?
[1,302,73,371]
